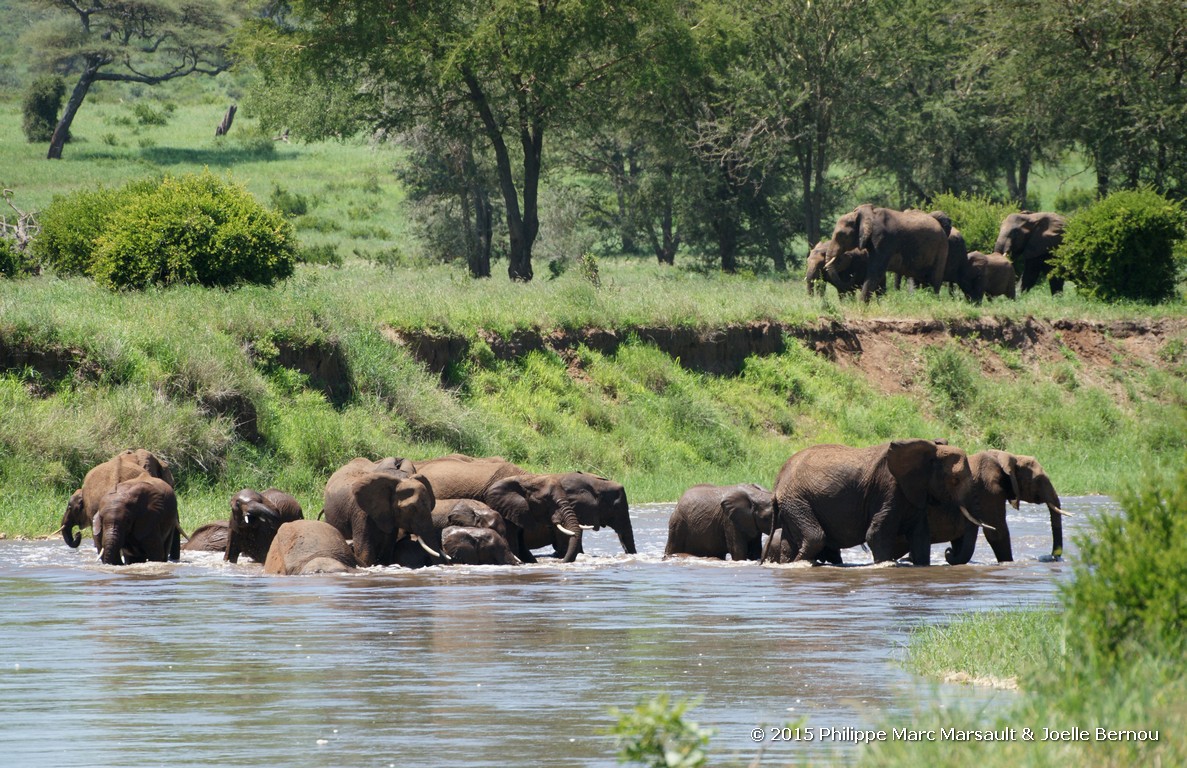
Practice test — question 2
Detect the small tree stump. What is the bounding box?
[215,104,236,137]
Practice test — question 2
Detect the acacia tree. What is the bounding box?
[23,0,236,159]
[248,0,675,282]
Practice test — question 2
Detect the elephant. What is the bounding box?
[440,526,522,566]
[62,449,175,549]
[412,454,526,502]
[485,472,636,563]
[92,476,182,566]
[826,204,949,302]
[896,450,1068,563]
[959,251,1017,304]
[264,520,357,575]
[929,212,970,297]
[994,212,1066,293]
[182,520,230,552]
[664,483,774,560]
[322,457,439,568]
[765,439,983,566]
[432,498,507,540]
[807,239,874,297]
[225,488,304,564]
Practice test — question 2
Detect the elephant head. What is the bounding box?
[486,474,585,563]
[722,484,774,560]
[441,526,522,566]
[61,448,175,549]
[981,450,1067,560]
[62,491,87,548]
[805,241,828,295]
[433,498,508,540]
[826,205,871,260]
[323,458,440,567]
[226,488,304,564]
[886,439,984,565]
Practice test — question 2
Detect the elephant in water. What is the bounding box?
[766,439,984,566]
[391,498,508,568]
[62,449,174,549]
[225,488,304,563]
[664,483,774,560]
[411,454,526,502]
[264,520,357,575]
[440,526,522,566]
[322,457,439,567]
[92,476,182,566]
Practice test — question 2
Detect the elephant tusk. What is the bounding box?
[556,524,577,536]
[411,534,442,559]
[959,505,995,531]
[579,524,597,530]
[1051,506,1072,517]
[1010,499,1020,510]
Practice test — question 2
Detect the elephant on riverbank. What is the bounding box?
[323,457,439,567]
[485,472,636,563]
[441,526,522,565]
[995,212,1066,293]
[895,450,1068,563]
[959,252,1016,303]
[225,488,304,564]
[665,483,774,560]
[264,520,357,575]
[806,241,871,297]
[765,439,983,566]
[92,476,182,566]
[826,205,949,302]
[62,449,175,549]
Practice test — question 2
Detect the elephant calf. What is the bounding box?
[264,520,357,575]
[441,526,522,565]
[226,488,304,563]
[665,483,774,561]
[960,252,1017,303]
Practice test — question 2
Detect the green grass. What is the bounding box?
[902,608,1063,683]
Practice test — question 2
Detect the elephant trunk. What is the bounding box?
[944,522,979,565]
[557,499,582,563]
[615,511,637,556]
[1041,481,1066,560]
[99,524,124,566]
[62,510,82,549]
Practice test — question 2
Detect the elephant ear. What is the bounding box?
[886,439,939,510]
[487,477,532,528]
[857,205,875,250]
[988,451,1021,509]
[721,488,760,538]
[353,472,398,533]
[395,473,436,520]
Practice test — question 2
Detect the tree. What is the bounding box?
[23,0,235,159]
[247,0,677,282]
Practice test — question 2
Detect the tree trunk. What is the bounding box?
[47,69,96,160]
[509,125,542,282]
[214,104,236,137]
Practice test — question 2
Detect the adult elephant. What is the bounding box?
[264,520,357,575]
[898,450,1069,563]
[485,472,636,563]
[807,239,873,298]
[322,457,439,568]
[225,488,304,564]
[959,252,1016,304]
[92,476,182,566]
[994,212,1066,293]
[664,483,774,561]
[441,526,522,566]
[62,449,175,549]
[412,454,526,503]
[765,439,983,566]
[826,204,949,303]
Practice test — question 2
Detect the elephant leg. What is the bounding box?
[818,546,843,565]
[944,523,978,565]
[1048,274,1064,294]
[985,520,1013,563]
[1019,258,1042,292]
[786,501,825,562]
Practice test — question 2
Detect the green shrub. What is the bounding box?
[1062,463,1187,665]
[33,184,149,275]
[607,695,713,768]
[270,184,309,217]
[1053,188,1186,303]
[297,243,342,266]
[90,172,297,289]
[22,75,66,143]
[131,102,169,126]
[0,238,28,278]
[930,192,1018,253]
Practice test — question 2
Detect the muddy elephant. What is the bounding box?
[432,498,507,539]
[766,439,983,566]
[412,454,526,502]
[896,450,1068,563]
[827,205,949,302]
[264,520,357,575]
[485,472,636,563]
[92,476,182,566]
[225,488,304,564]
[182,521,230,552]
[959,251,1016,304]
[441,526,522,565]
[322,457,439,567]
[994,212,1066,293]
[62,449,175,549]
[665,483,774,560]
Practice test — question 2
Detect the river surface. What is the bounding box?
[0,497,1112,767]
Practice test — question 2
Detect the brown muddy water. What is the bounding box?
[0,497,1110,766]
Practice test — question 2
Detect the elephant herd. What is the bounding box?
[59,440,1066,574]
[805,206,1065,304]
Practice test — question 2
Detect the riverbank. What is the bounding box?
[1,260,1185,537]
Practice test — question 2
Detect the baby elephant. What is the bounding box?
[93,477,182,566]
[264,520,357,575]
[226,488,304,563]
[665,483,774,560]
[441,525,522,565]
[960,251,1017,303]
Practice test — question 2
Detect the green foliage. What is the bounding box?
[929,192,1018,254]
[131,101,171,127]
[297,243,341,267]
[46,172,297,290]
[269,184,309,217]
[924,343,978,423]
[1054,188,1186,303]
[0,236,29,277]
[1063,463,1187,665]
[905,609,1062,683]
[608,695,713,768]
[1051,186,1096,215]
[21,74,65,143]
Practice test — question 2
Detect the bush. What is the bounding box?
[608,695,713,768]
[1063,463,1187,665]
[929,192,1018,253]
[297,243,342,267]
[33,184,148,275]
[132,102,170,126]
[269,184,309,217]
[22,75,66,143]
[1053,187,1185,303]
[0,237,28,278]
[91,172,297,289]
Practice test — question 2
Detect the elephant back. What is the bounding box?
[413,455,526,501]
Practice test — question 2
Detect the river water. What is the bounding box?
[0,497,1111,767]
